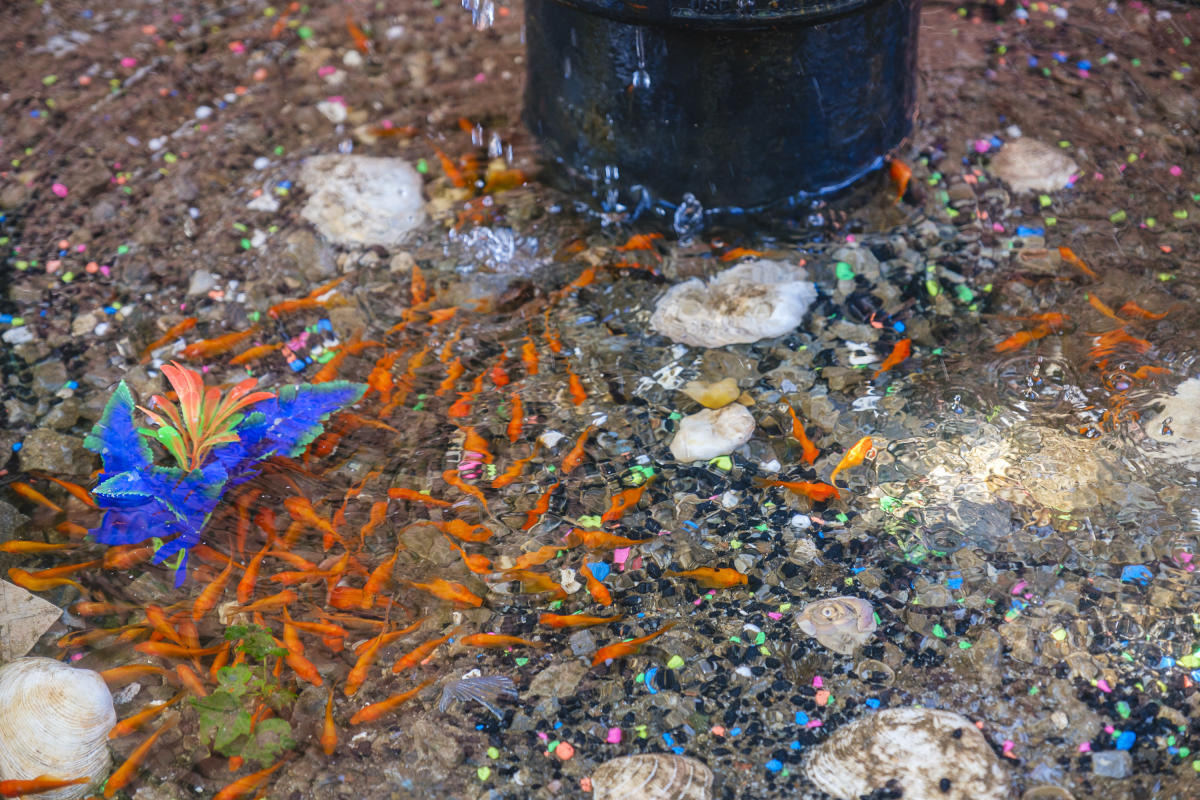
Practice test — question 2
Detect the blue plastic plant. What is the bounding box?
[84,362,365,585]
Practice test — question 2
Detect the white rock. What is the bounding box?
[315,100,348,124]
[669,404,755,462]
[0,581,62,661]
[989,138,1078,193]
[650,259,817,348]
[1145,377,1200,471]
[247,192,280,212]
[805,707,1010,800]
[299,154,427,247]
[187,269,217,296]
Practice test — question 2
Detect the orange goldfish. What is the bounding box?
[561,425,595,474]
[179,326,260,361]
[489,358,511,387]
[211,758,286,800]
[718,246,766,262]
[444,538,493,574]
[437,519,494,543]
[192,552,236,620]
[461,427,494,463]
[0,540,77,554]
[663,567,748,589]
[497,569,568,600]
[228,343,279,366]
[103,720,176,798]
[9,481,63,513]
[889,159,912,202]
[321,689,338,755]
[1058,246,1099,279]
[108,692,184,739]
[521,338,539,376]
[580,562,612,606]
[460,633,547,649]
[8,568,85,594]
[0,776,88,798]
[442,469,489,509]
[754,479,841,503]
[829,436,874,487]
[29,473,97,508]
[99,664,170,687]
[391,628,461,673]
[358,500,390,546]
[784,403,820,465]
[175,663,209,697]
[350,678,436,724]
[521,482,560,531]
[601,482,652,524]
[873,338,912,378]
[512,543,569,570]
[1118,301,1168,321]
[538,612,625,629]
[1086,292,1125,323]
[404,578,483,607]
[387,487,452,507]
[507,393,525,443]
[591,622,678,667]
[567,367,587,406]
[134,641,225,659]
[568,529,652,550]
[436,358,464,396]
[492,445,539,489]
[139,317,197,363]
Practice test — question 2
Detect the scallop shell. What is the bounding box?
[804,707,1010,800]
[0,657,116,800]
[591,753,714,800]
[795,596,877,655]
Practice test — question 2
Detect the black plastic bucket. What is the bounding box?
[523,0,920,213]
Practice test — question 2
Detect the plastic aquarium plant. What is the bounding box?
[84,362,365,585]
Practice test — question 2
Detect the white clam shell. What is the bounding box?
[0,657,116,800]
[591,753,714,800]
[650,259,817,348]
[796,596,877,655]
[669,404,755,462]
[805,707,1010,800]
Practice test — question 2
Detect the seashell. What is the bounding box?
[591,753,714,800]
[795,596,877,656]
[669,404,755,462]
[0,657,116,800]
[681,378,740,410]
[650,259,817,348]
[805,707,1009,800]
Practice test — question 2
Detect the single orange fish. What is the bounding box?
[492,445,540,489]
[1119,300,1168,320]
[497,569,568,601]
[0,540,77,554]
[24,559,100,580]
[783,403,820,465]
[754,478,841,503]
[538,612,625,629]
[392,628,461,673]
[1058,246,1099,279]
[460,633,548,650]
[1086,292,1124,323]
[283,497,342,546]
[567,367,587,406]
[507,393,525,443]
[543,321,564,355]
[489,358,511,387]
[561,425,595,474]
[108,691,185,739]
[350,677,436,724]
[358,501,390,547]
[231,589,298,615]
[211,758,287,800]
[436,358,464,396]
[9,481,63,513]
[994,328,1044,353]
[664,567,748,589]
[888,158,912,202]
[873,338,912,378]
[1131,365,1170,381]
[175,663,209,697]
[134,641,226,659]
[429,307,459,326]
[139,317,198,363]
[404,578,484,607]
[8,568,85,594]
[236,540,272,604]
[461,427,494,463]
[444,538,493,574]
[829,436,874,488]
[0,775,88,798]
[568,529,652,550]
[29,474,98,508]
[591,622,678,667]
[600,481,652,524]
[442,469,489,509]
[99,665,170,688]
[386,487,452,507]
[512,543,568,570]
[321,690,338,755]
[74,600,140,616]
[522,482,560,531]
[361,548,401,608]
[56,520,90,538]
[192,552,236,620]
[579,562,612,606]
[346,15,372,53]
[228,343,279,366]
[267,294,346,319]
[103,720,176,798]
[438,325,463,363]
[410,264,429,305]
[435,519,493,543]
[521,338,539,376]
[179,326,260,361]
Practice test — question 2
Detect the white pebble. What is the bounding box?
[93,322,110,336]
[252,156,271,170]
[148,136,166,151]
[194,105,213,119]
[342,50,364,67]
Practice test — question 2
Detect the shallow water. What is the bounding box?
[1,0,1199,797]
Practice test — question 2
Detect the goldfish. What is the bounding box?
[568,529,651,550]
[228,343,279,366]
[888,158,912,202]
[144,604,186,646]
[567,367,587,406]
[411,264,429,305]
[281,643,323,687]
[283,497,342,548]
[361,548,401,608]
[591,622,678,667]
[350,617,428,657]
[829,436,874,488]
[1131,365,1170,381]
[1058,246,1099,279]
[23,560,99,580]
[134,641,226,659]
[29,473,97,508]
[391,628,461,673]
[350,678,436,724]
[769,406,816,467]
[109,692,185,739]
[538,612,625,629]
[1119,301,1169,321]
[461,426,494,463]
[0,776,88,798]
[386,487,452,507]
[179,326,260,361]
[543,322,564,355]
[231,589,298,615]
[98,664,170,688]
[282,609,346,640]
[175,663,209,697]
[429,307,459,326]
[436,519,493,543]
[345,633,386,697]
[357,501,390,547]
[579,562,612,606]
[994,327,1047,353]
[139,317,198,363]
[211,758,286,800]
[192,552,236,620]
[236,540,272,604]
[210,643,232,682]
[267,294,345,319]
[1086,292,1125,323]
[103,720,176,798]
[436,358,464,396]
[321,690,338,755]
[346,15,372,53]
[663,567,748,589]
[442,469,489,509]
[521,482,560,531]
[600,482,652,524]
[873,338,912,378]
[521,338,539,375]
[754,478,841,503]
[489,358,511,387]
[9,481,63,513]
[404,578,484,607]
[507,393,525,443]
[56,520,90,538]
[497,569,567,600]
[561,425,595,474]
[718,246,767,262]
[0,540,77,554]
[492,445,539,489]
[444,538,493,574]
[8,568,85,595]
[459,633,547,649]
[73,600,140,616]
[512,543,569,570]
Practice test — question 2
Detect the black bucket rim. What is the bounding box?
[541,0,878,29]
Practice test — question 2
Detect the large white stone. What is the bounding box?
[650,259,817,348]
[0,581,61,662]
[299,154,426,247]
[669,404,755,462]
[990,138,1078,194]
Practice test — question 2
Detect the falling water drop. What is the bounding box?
[631,29,651,90]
